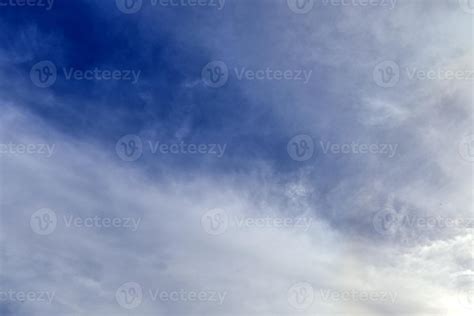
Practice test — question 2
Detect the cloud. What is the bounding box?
[0,102,472,315]
[0,0,472,315]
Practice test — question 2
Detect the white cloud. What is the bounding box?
[0,104,471,315]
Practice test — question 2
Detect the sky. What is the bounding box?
[0,0,473,315]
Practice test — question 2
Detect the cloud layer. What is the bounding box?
[0,0,473,315]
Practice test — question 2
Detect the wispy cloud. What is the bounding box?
[0,0,473,315]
